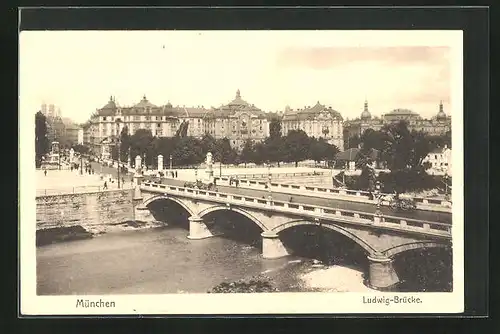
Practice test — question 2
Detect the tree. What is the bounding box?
[35,111,49,167]
[152,137,175,168]
[378,121,436,193]
[172,137,204,166]
[427,130,452,150]
[283,130,311,167]
[360,128,386,151]
[253,142,267,165]
[309,138,339,165]
[263,137,285,166]
[269,119,282,139]
[239,140,255,167]
[344,133,361,149]
[129,129,154,167]
[214,138,237,165]
[119,126,131,163]
[200,133,217,155]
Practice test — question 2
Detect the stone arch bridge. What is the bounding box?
[133,178,452,290]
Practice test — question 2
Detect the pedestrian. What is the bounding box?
[175,171,178,178]
[122,177,125,185]
[44,170,47,176]
[289,196,293,203]
[103,181,108,190]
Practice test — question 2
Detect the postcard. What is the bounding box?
[20,29,463,315]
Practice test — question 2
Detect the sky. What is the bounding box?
[19,30,461,124]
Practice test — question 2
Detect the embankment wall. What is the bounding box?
[36,189,135,231]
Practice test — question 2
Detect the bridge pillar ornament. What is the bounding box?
[367,254,400,290]
[133,173,144,200]
[157,155,164,172]
[261,231,290,259]
[205,152,214,182]
[187,215,214,240]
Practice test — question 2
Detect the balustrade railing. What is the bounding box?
[214,176,452,209]
[36,183,133,197]
[141,181,451,238]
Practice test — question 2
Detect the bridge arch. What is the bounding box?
[143,195,195,217]
[271,220,377,255]
[197,205,269,232]
[382,241,451,258]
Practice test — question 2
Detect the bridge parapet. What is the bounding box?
[220,171,328,181]
[214,176,452,213]
[141,182,451,239]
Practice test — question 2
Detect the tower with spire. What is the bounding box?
[436,100,447,120]
[361,98,371,120]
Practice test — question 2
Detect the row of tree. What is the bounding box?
[110,120,341,168]
[35,111,50,168]
[353,122,452,193]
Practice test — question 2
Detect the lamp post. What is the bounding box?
[116,119,122,189]
[444,172,449,200]
[80,154,83,175]
[170,154,173,170]
[219,161,222,177]
[375,180,381,216]
[267,163,272,200]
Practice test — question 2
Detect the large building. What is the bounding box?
[84,90,273,156]
[345,100,451,138]
[282,101,344,151]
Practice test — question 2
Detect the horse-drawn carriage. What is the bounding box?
[375,193,417,211]
[184,180,218,191]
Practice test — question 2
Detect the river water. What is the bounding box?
[37,225,318,295]
[37,200,452,295]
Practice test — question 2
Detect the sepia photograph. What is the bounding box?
[20,29,464,315]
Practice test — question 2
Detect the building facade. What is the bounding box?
[345,100,451,138]
[423,145,452,176]
[281,101,344,151]
[203,89,271,149]
[84,90,272,156]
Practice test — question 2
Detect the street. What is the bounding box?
[158,178,452,224]
[88,160,451,224]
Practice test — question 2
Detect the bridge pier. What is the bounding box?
[261,231,290,259]
[367,254,400,290]
[133,173,144,200]
[134,204,155,223]
[187,215,214,240]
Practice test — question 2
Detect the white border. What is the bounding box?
[19,30,464,315]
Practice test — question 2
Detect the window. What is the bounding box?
[145,116,150,121]
[156,116,160,120]
[103,117,107,121]
[157,123,161,127]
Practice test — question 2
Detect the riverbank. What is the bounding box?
[207,259,373,293]
[36,220,166,246]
